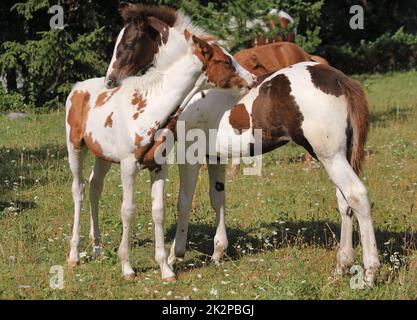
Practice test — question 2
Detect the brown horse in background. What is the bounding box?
[235,41,328,77]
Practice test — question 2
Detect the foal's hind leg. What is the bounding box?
[150,164,176,282]
[88,158,111,257]
[68,145,87,267]
[208,164,228,265]
[335,188,354,276]
[322,155,380,286]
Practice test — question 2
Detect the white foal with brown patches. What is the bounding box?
[165,61,380,285]
[65,7,255,281]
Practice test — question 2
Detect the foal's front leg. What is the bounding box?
[168,163,201,267]
[88,158,112,257]
[208,164,228,264]
[68,145,87,267]
[118,156,138,280]
[150,164,176,282]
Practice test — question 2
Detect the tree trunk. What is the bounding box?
[6,69,17,92]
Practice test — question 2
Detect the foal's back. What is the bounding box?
[234,42,315,76]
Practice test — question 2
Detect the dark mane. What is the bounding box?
[120,4,178,27]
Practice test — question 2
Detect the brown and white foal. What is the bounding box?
[169,62,380,286]
[65,11,254,281]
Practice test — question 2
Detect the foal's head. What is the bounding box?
[187,32,257,92]
[105,4,177,88]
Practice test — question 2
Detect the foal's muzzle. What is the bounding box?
[247,75,258,89]
[105,75,119,89]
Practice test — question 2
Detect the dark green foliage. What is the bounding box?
[0,27,108,109]
[182,0,323,53]
[0,86,28,113]
[321,28,417,74]
[315,0,417,73]
[0,0,416,111]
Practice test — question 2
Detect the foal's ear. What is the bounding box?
[147,16,170,43]
[119,3,138,24]
[192,35,214,61]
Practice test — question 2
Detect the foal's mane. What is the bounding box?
[120,4,178,27]
[120,3,216,40]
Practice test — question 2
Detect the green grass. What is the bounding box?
[0,71,417,299]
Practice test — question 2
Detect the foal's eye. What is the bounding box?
[125,42,134,50]
[223,57,233,66]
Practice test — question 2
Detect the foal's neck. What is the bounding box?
[147,55,201,110]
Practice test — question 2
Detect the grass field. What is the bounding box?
[0,71,416,299]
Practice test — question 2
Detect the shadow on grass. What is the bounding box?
[164,220,416,273]
[0,144,67,190]
[370,106,412,127]
[0,200,37,213]
[0,144,67,212]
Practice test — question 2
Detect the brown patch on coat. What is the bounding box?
[84,132,104,158]
[132,91,147,112]
[95,87,120,107]
[229,104,250,134]
[67,90,91,149]
[141,110,179,172]
[134,134,153,164]
[84,133,118,163]
[146,121,161,137]
[134,134,144,160]
[251,73,316,157]
[135,119,163,164]
[147,127,157,137]
[307,64,345,97]
[133,112,139,120]
[104,112,114,128]
[184,29,192,41]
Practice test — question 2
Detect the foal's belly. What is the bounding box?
[84,105,135,163]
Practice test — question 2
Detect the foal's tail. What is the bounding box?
[339,76,370,174]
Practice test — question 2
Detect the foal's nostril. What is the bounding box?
[248,78,258,89]
[251,76,259,88]
[105,77,118,89]
[105,74,119,89]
